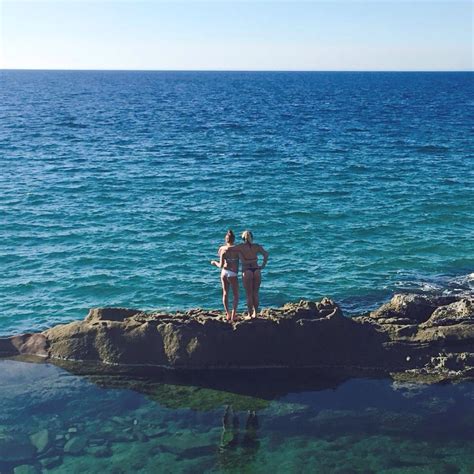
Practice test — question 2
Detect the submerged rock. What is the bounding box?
[0,434,36,463]
[1,294,473,380]
[13,465,39,474]
[86,445,112,458]
[63,436,87,455]
[39,455,62,469]
[30,429,50,454]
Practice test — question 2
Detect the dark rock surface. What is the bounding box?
[1,294,473,380]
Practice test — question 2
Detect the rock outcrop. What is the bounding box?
[1,294,473,380]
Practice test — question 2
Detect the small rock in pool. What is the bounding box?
[63,436,87,455]
[30,429,50,453]
[86,445,112,458]
[39,455,62,469]
[142,427,167,438]
[13,465,39,474]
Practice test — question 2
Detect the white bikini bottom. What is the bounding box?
[221,269,238,278]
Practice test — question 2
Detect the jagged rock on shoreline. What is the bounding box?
[0,294,473,380]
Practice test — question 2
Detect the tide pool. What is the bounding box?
[1,360,474,473]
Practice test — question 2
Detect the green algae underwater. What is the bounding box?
[1,359,474,473]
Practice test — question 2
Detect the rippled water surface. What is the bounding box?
[1,360,474,473]
[0,71,473,334]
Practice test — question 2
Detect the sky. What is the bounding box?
[0,1,472,71]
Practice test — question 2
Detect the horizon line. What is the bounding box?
[1,68,472,73]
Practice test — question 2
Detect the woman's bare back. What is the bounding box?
[235,243,265,270]
[219,245,240,273]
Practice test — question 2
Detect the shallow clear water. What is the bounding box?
[0,71,473,335]
[1,360,474,473]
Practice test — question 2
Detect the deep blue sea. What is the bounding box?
[1,71,473,335]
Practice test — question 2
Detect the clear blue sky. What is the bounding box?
[1,1,472,71]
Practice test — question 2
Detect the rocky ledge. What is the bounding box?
[1,294,473,381]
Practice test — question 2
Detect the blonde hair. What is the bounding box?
[241,230,253,245]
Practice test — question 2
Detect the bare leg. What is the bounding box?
[252,269,262,318]
[229,276,239,321]
[221,275,230,320]
[242,270,254,317]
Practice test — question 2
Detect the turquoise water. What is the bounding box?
[1,360,474,473]
[0,71,473,335]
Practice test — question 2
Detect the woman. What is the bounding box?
[236,230,269,319]
[210,230,240,322]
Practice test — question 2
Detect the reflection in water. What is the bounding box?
[51,357,356,404]
[0,359,474,473]
[220,405,240,450]
[220,406,260,452]
[219,406,260,470]
[242,410,260,451]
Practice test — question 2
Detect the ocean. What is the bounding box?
[1,70,473,335]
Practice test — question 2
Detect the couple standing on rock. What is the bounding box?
[211,230,269,322]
